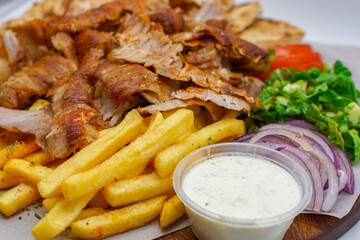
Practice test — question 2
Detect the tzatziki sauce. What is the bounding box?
[182,154,302,219]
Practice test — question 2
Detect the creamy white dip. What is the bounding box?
[182,154,302,219]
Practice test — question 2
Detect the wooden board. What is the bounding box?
[157,196,360,240]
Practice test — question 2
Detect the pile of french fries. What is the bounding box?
[0,100,246,240]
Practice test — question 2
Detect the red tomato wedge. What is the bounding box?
[257,44,324,80]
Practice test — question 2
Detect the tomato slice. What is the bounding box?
[257,44,324,80]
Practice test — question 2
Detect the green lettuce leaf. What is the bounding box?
[250,61,360,164]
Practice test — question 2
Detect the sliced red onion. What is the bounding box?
[232,120,354,213]
[259,136,297,147]
[338,170,348,192]
[248,128,313,151]
[313,131,354,194]
[309,146,339,212]
[259,123,337,167]
[283,120,317,130]
[233,132,256,142]
[333,145,355,194]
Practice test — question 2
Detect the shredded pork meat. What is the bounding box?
[0,55,77,109]
[46,48,104,158]
[173,86,251,114]
[109,13,184,79]
[0,107,52,149]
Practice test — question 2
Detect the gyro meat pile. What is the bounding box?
[0,0,304,158]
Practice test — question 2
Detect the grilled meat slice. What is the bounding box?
[96,61,179,104]
[74,29,112,60]
[12,19,50,66]
[0,107,52,149]
[177,63,259,106]
[109,13,183,79]
[46,48,104,158]
[184,45,223,77]
[138,98,224,121]
[194,24,269,72]
[0,55,77,109]
[51,32,78,65]
[172,86,251,114]
[47,1,127,32]
[96,62,158,104]
[2,30,25,65]
[149,9,184,34]
[171,24,269,72]
[94,91,144,127]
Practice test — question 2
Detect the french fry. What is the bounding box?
[174,109,213,144]
[160,195,186,227]
[155,118,246,177]
[28,99,51,111]
[46,159,67,169]
[103,172,173,207]
[141,112,164,134]
[4,159,52,184]
[88,189,109,209]
[76,207,108,221]
[71,195,166,239]
[0,170,24,189]
[32,193,95,240]
[38,109,143,198]
[0,182,41,216]
[221,109,239,119]
[147,111,164,131]
[0,137,40,169]
[61,109,194,200]
[140,115,152,134]
[42,196,64,212]
[23,150,53,165]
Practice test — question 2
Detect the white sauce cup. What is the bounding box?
[173,142,312,240]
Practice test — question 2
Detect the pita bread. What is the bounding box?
[238,18,305,48]
[228,1,262,33]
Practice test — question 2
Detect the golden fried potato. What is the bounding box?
[0,170,24,190]
[32,193,95,240]
[61,109,194,200]
[28,99,51,111]
[4,159,52,184]
[221,109,239,119]
[42,196,64,212]
[103,172,173,207]
[23,150,53,166]
[38,109,143,198]
[160,195,186,227]
[71,196,166,239]
[155,118,246,177]
[0,137,40,169]
[0,182,41,216]
[76,207,108,221]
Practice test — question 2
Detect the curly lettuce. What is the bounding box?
[250,61,360,163]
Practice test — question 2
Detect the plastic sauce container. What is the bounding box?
[173,142,312,240]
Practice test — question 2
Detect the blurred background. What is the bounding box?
[1,0,359,47]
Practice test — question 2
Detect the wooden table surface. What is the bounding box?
[157,196,360,240]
